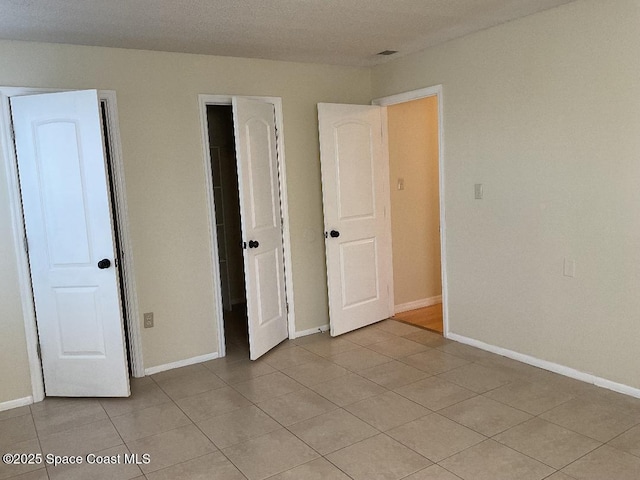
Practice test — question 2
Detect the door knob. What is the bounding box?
[330,230,340,238]
[248,240,260,248]
[97,258,111,269]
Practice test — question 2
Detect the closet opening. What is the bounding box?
[206,105,249,355]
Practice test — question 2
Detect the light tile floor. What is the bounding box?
[2,320,640,479]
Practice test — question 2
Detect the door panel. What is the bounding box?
[11,90,130,397]
[340,238,380,307]
[232,97,288,360]
[254,249,284,325]
[335,121,375,220]
[38,121,94,265]
[318,103,393,336]
[55,286,105,355]
[245,118,278,231]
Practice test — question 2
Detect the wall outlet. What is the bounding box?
[143,312,154,328]
[474,183,483,200]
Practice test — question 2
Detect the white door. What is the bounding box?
[11,90,130,397]
[318,103,393,336]
[232,97,288,360]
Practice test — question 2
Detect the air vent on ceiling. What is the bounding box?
[377,50,398,56]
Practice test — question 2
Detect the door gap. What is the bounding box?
[100,100,133,375]
[206,105,249,355]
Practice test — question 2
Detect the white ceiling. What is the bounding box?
[0,0,575,67]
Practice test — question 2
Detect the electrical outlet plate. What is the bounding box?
[143,312,154,328]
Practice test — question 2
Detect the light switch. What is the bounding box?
[474,183,483,199]
[397,178,405,190]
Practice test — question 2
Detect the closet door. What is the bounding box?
[11,90,130,396]
[232,97,288,359]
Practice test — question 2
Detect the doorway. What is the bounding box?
[386,96,443,333]
[199,95,296,361]
[206,105,249,354]
[318,86,447,339]
[2,88,142,401]
[374,86,447,336]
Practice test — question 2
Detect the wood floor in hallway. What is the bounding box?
[393,303,443,334]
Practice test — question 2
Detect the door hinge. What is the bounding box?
[23,235,29,254]
[286,303,289,313]
[10,123,16,142]
[36,343,42,360]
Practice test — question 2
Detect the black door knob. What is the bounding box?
[97,259,111,269]
[330,230,340,238]
[248,240,260,248]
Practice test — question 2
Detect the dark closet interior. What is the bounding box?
[206,105,249,352]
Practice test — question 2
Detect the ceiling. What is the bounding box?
[0,0,575,67]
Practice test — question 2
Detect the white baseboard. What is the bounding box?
[145,352,219,376]
[0,396,33,412]
[395,295,442,314]
[448,333,640,400]
[293,324,330,339]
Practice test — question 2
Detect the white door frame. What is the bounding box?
[372,85,449,337]
[198,94,296,357]
[0,86,144,404]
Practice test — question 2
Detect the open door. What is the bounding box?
[318,103,393,336]
[11,90,130,397]
[232,97,288,360]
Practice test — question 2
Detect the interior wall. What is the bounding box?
[372,0,640,389]
[0,160,32,403]
[387,97,441,307]
[0,40,372,404]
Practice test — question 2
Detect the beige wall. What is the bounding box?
[373,0,640,389]
[387,97,441,306]
[0,161,32,402]
[3,0,640,405]
[0,40,372,404]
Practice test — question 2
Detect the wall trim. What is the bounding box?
[377,107,395,319]
[448,333,640,400]
[373,86,442,107]
[293,324,330,339]
[0,396,33,412]
[100,91,144,378]
[395,296,442,314]
[0,87,46,403]
[144,352,219,376]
